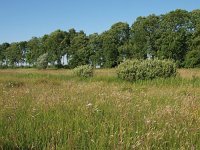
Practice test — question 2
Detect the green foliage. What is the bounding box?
[88,33,103,67]
[26,37,43,65]
[68,31,90,68]
[36,53,48,69]
[0,43,9,65]
[45,30,67,65]
[6,42,25,66]
[184,49,200,68]
[130,15,160,59]
[101,22,130,68]
[185,22,200,68]
[117,59,177,81]
[73,65,93,77]
[1,9,200,69]
[156,10,191,63]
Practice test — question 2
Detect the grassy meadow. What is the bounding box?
[1,68,200,149]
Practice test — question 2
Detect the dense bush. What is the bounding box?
[117,59,177,81]
[73,65,93,77]
[0,64,8,69]
[36,53,48,69]
[184,49,200,68]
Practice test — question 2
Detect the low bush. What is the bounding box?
[116,59,177,81]
[0,65,8,69]
[36,53,48,69]
[73,65,93,77]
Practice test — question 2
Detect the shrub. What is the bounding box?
[184,49,200,68]
[73,65,93,77]
[0,65,8,69]
[116,59,177,81]
[36,53,48,69]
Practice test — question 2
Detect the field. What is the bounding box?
[1,68,200,149]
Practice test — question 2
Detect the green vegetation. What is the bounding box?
[36,53,49,69]
[184,22,200,68]
[117,59,177,81]
[1,9,200,68]
[73,65,93,77]
[1,69,200,149]
[1,7,200,150]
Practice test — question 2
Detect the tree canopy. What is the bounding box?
[1,9,200,68]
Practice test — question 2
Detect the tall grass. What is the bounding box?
[0,69,200,149]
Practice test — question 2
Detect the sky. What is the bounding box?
[0,0,200,44]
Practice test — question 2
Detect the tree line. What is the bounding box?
[1,9,200,69]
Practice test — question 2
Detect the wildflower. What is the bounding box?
[145,119,151,125]
[86,103,92,107]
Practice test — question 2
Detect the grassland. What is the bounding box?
[1,68,200,149]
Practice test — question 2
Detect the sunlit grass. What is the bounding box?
[1,68,200,149]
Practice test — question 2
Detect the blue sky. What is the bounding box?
[0,0,199,44]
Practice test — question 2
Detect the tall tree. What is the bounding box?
[185,22,200,67]
[1,9,200,69]
[156,9,191,65]
[102,31,118,67]
[68,31,89,68]
[130,15,160,59]
[88,33,103,67]
[18,41,27,65]
[45,30,67,66]
[190,9,200,30]
[6,43,23,66]
[0,43,9,66]
[26,37,44,65]
[102,22,130,67]
[59,33,70,65]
